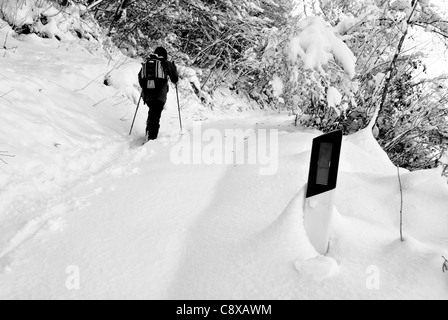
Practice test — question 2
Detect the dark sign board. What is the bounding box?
[306,130,343,198]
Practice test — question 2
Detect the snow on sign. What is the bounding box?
[304,130,343,255]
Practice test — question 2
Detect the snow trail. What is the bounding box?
[0,118,281,298]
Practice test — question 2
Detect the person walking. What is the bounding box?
[138,47,179,141]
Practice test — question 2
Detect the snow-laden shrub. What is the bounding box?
[300,0,448,177]
[327,0,448,176]
[378,68,448,175]
[0,0,101,41]
[260,15,357,130]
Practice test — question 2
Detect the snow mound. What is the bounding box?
[261,186,317,259]
[105,61,142,104]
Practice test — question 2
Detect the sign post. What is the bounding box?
[304,130,343,255]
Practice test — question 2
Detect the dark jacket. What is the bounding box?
[139,55,179,105]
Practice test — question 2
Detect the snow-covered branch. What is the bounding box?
[86,0,104,10]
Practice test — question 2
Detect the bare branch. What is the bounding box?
[0,151,15,164]
[93,97,108,107]
[0,89,14,103]
[368,1,419,130]
[2,32,18,54]
[414,22,448,39]
[397,166,404,242]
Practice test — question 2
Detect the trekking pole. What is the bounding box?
[175,84,183,132]
[129,93,142,135]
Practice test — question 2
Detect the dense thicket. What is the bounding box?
[89,0,294,98]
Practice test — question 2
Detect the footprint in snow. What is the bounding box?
[295,256,339,281]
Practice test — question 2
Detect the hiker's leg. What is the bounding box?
[145,102,152,139]
[147,101,165,140]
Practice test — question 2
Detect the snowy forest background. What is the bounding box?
[1,0,448,176]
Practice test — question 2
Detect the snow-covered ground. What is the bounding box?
[0,19,447,300]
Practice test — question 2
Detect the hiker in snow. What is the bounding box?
[138,47,179,141]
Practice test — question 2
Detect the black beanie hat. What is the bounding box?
[154,47,168,60]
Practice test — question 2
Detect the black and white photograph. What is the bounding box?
[0,0,447,302]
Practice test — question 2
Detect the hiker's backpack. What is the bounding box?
[139,57,168,95]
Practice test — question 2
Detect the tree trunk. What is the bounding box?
[367,1,419,131]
